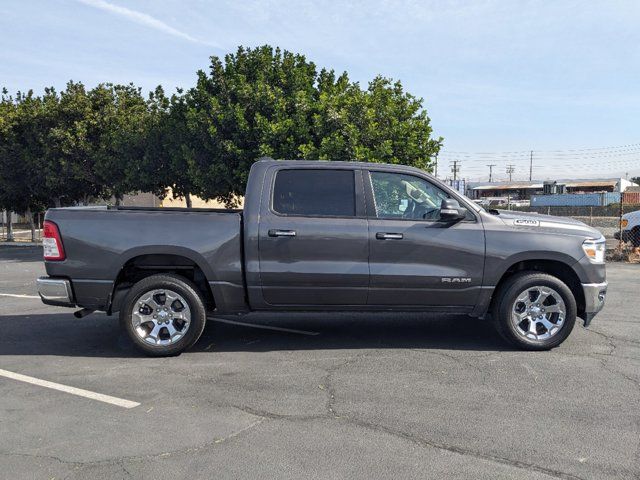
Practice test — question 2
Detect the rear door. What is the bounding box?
[258,166,369,306]
[366,169,485,308]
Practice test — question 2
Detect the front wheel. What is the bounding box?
[492,272,577,350]
[120,274,207,356]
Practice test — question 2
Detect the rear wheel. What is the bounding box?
[492,272,576,350]
[120,274,207,356]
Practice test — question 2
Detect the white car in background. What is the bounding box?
[615,209,640,247]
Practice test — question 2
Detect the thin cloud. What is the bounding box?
[75,0,219,47]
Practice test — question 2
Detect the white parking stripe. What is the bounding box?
[209,317,319,336]
[0,369,140,409]
[0,293,40,299]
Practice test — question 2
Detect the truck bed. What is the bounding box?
[44,206,246,313]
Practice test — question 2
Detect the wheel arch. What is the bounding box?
[108,251,215,314]
[491,259,585,319]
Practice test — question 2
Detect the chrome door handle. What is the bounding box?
[376,232,403,240]
[268,229,297,237]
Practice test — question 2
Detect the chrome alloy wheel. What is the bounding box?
[131,289,191,346]
[511,286,566,341]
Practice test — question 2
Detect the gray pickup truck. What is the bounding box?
[38,159,607,356]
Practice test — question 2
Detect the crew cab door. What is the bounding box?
[258,166,369,306]
[365,170,485,309]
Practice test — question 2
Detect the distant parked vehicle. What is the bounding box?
[614,209,640,247]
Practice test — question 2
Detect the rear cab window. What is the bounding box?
[272,169,356,217]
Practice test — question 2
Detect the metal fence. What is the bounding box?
[0,211,43,243]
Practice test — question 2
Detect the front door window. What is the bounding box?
[370,171,450,221]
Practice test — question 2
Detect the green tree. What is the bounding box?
[2,45,442,216]
[89,83,149,205]
[0,90,17,240]
[44,82,103,207]
[141,86,199,207]
[0,90,50,241]
[187,45,441,205]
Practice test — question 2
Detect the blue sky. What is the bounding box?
[1,0,639,181]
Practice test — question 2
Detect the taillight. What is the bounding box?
[43,220,65,261]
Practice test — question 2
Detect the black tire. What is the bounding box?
[120,274,207,356]
[492,271,577,351]
[631,227,640,248]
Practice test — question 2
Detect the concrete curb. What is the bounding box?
[0,242,42,248]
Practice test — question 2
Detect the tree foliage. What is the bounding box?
[0,90,49,214]
[187,46,441,205]
[0,45,442,214]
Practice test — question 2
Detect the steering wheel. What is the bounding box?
[420,206,439,220]
[402,199,416,219]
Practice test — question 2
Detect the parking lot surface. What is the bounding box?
[0,246,638,479]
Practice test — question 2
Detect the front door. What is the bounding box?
[366,170,485,308]
[258,167,369,306]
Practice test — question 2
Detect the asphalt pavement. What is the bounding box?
[0,245,638,479]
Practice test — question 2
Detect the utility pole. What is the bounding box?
[487,164,496,182]
[506,164,515,182]
[529,150,533,181]
[450,160,460,182]
[434,153,438,178]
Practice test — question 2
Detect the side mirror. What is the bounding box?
[439,198,467,222]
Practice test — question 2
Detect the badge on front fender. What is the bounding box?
[514,218,540,227]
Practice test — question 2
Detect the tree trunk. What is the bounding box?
[6,212,14,242]
[54,197,62,208]
[115,194,123,207]
[27,208,36,243]
[185,192,192,209]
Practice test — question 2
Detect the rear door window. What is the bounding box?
[272,169,356,217]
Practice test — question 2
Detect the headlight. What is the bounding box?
[621,219,628,228]
[582,238,605,263]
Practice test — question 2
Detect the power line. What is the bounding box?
[438,149,640,162]
[440,142,640,155]
[453,157,640,170]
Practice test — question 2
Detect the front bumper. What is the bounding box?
[36,277,75,307]
[581,281,607,326]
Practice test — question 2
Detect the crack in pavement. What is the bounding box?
[4,326,636,479]
[243,353,591,480]
[231,404,588,480]
[340,416,587,480]
[588,327,640,348]
[4,345,635,480]
[0,416,267,477]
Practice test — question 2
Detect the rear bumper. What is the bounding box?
[36,277,75,307]
[581,281,607,326]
